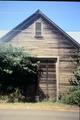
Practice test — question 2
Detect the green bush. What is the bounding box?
[69,65,80,85]
[8,88,25,103]
[62,60,80,105]
[0,44,39,102]
[61,87,80,105]
[0,88,26,103]
[0,95,9,102]
[69,85,80,92]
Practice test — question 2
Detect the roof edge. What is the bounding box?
[0,9,80,48]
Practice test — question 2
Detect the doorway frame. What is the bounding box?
[36,56,59,101]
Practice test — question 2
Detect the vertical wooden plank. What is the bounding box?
[56,57,59,101]
[46,63,49,100]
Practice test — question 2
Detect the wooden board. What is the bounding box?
[38,59,56,100]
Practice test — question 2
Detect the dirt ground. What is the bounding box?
[0,102,79,112]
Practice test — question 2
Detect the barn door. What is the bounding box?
[39,59,56,100]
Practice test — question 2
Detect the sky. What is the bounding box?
[0,1,80,32]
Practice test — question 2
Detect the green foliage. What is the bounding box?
[62,90,80,105]
[0,44,38,102]
[61,86,80,105]
[59,50,80,105]
[69,65,80,85]
[63,51,80,105]
[0,88,25,103]
[68,85,80,92]
[73,66,80,85]
[8,88,25,103]
[0,95,9,102]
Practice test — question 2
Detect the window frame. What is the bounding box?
[35,22,43,38]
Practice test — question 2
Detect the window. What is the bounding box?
[35,22,42,37]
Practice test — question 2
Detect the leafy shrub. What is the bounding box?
[68,85,80,92]
[62,60,80,105]
[69,66,80,85]
[0,95,9,103]
[0,89,25,103]
[61,86,80,105]
[0,44,39,102]
[8,88,25,103]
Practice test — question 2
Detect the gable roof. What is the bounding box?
[0,9,80,48]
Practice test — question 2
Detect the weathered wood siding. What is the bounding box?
[8,17,78,99]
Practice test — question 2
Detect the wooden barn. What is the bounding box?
[0,10,80,101]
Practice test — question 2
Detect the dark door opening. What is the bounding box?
[29,58,57,101]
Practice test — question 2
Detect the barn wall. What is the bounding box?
[8,17,78,98]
